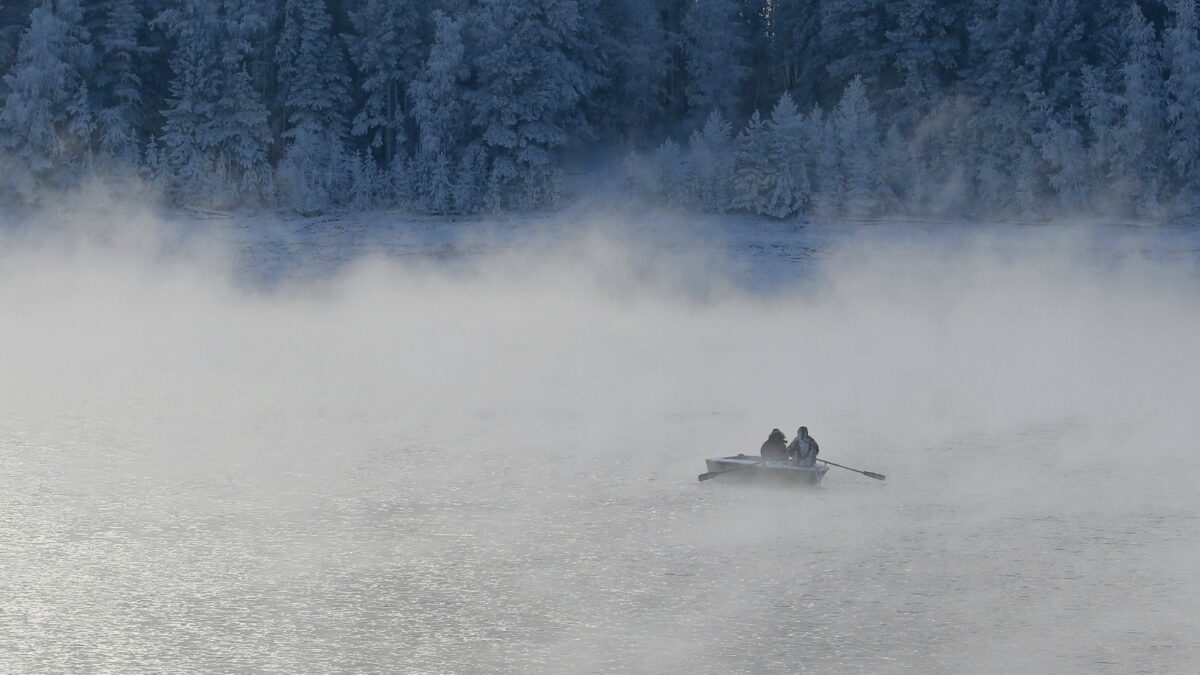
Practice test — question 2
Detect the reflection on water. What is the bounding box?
[2,416,1197,674]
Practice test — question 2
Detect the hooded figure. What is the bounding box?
[760,428,788,460]
[788,426,819,466]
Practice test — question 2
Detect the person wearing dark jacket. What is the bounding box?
[760,428,788,460]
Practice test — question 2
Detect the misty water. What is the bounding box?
[2,213,1199,673]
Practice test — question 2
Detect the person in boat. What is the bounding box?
[760,428,788,460]
[788,426,820,466]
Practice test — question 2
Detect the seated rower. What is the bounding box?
[760,428,788,460]
[787,426,820,466]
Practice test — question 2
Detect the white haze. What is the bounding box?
[1,210,1198,673]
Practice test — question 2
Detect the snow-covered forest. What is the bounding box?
[2,0,1200,219]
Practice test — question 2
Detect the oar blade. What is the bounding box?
[697,471,721,482]
[862,471,886,481]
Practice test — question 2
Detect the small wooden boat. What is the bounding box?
[701,454,829,485]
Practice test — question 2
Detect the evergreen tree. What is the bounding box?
[465,0,605,210]
[833,76,879,216]
[905,98,972,215]
[966,2,1086,113]
[1112,4,1167,215]
[763,92,809,217]
[211,0,273,202]
[150,0,218,202]
[1083,0,1128,78]
[410,9,470,211]
[346,0,422,168]
[685,109,733,211]
[821,0,889,97]
[154,0,272,207]
[91,0,149,167]
[1029,0,1087,113]
[966,0,1086,216]
[806,104,840,216]
[276,0,347,139]
[877,123,909,211]
[731,110,772,214]
[654,136,689,207]
[1081,65,1119,206]
[884,0,961,125]
[452,142,487,213]
[0,0,93,202]
[424,150,453,212]
[411,11,468,161]
[0,0,1198,217]
[347,148,382,209]
[682,0,749,125]
[275,0,351,211]
[1029,91,1087,210]
[1166,0,1200,199]
[0,1,39,98]
[1013,145,1040,216]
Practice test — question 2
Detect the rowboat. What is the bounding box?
[701,454,829,485]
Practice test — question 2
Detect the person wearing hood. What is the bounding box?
[788,426,819,466]
[760,428,788,460]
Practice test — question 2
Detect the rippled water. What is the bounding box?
[4,416,1196,673]
[2,217,1198,673]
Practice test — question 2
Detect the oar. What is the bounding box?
[818,459,886,481]
[698,459,765,482]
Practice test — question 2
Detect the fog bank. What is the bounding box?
[1,213,1197,673]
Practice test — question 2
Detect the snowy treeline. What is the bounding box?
[2,1,1200,218]
[627,1,1200,219]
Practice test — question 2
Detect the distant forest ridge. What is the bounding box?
[2,0,1199,219]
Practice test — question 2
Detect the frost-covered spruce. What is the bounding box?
[453,143,487,215]
[1081,66,1120,207]
[1166,0,1200,203]
[347,150,382,211]
[685,110,733,213]
[91,0,149,169]
[731,111,772,216]
[821,0,889,97]
[1029,91,1087,212]
[153,0,220,204]
[275,0,351,212]
[465,0,603,211]
[653,138,688,208]
[410,10,469,212]
[421,151,453,214]
[0,0,93,202]
[805,105,840,217]
[833,77,880,217]
[1113,4,1168,216]
[154,0,271,207]
[884,0,959,126]
[764,92,810,218]
[346,0,421,171]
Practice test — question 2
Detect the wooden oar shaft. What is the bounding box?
[819,459,886,481]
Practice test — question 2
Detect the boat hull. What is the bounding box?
[702,455,829,485]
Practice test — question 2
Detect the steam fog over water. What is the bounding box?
[1,211,1199,673]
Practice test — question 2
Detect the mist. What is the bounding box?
[2,211,1198,673]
